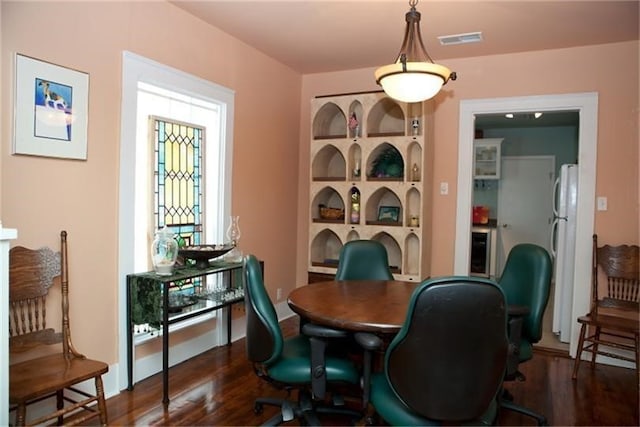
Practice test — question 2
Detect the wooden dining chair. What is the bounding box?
[9,231,109,426]
[572,235,639,386]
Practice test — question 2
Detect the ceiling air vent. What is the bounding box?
[438,31,483,46]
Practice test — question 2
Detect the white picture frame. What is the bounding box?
[13,54,89,160]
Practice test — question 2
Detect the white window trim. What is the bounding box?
[118,51,234,390]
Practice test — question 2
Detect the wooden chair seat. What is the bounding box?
[10,354,108,403]
[577,313,639,336]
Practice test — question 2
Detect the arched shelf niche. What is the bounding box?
[407,102,423,135]
[372,231,402,274]
[367,98,405,137]
[365,186,402,226]
[348,143,362,181]
[405,187,421,226]
[310,229,343,267]
[346,229,360,242]
[407,140,422,182]
[367,143,404,180]
[348,100,364,139]
[403,232,421,278]
[311,186,345,223]
[312,144,346,181]
[313,102,347,139]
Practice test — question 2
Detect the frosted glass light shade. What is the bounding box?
[375,61,453,103]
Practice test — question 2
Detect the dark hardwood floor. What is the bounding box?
[105,316,639,426]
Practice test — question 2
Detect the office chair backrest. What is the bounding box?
[499,243,552,342]
[335,240,394,281]
[385,276,508,422]
[244,254,282,366]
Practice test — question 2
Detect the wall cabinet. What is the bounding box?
[309,91,433,282]
[473,138,503,179]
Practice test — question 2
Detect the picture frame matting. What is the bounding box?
[13,53,89,160]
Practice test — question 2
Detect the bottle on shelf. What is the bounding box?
[411,118,420,136]
[350,187,360,224]
[353,157,361,178]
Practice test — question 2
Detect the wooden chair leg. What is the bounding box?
[15,404,26,426]
[96,375,108,426]
[591,326,601,369]
[57,389,64,424]
[572,323,587,380]
[635,334,640,392]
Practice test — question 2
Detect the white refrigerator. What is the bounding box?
[550,163,579,343]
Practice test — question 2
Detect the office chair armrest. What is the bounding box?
[302,323,350,400]
[302,322,350,339]
[354,332,383,409]
[354,332,383,351]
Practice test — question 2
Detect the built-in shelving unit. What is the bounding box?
[309,91,433,282]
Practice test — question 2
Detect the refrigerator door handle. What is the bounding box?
[552,176,561,217]
[550,217,560,258]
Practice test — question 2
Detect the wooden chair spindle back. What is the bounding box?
[9,244,63,353]
[592,235,639,315]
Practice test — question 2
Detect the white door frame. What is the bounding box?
[454,93,598,357]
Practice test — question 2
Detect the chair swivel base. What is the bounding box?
[500,398,548,426]
[254,390,362,426]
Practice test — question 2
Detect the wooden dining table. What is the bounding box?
[287,280,419,334]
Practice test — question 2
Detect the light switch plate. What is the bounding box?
[597,196,607,211]
[440,182,449,195]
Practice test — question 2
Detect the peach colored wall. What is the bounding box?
[298,41,639,284]
[1,1,302,366]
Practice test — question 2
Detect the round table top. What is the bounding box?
[287,280,419,334]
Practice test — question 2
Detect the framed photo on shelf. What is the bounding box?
[13,53,89,160]
[377,206,400,222]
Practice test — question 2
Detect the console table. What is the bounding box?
[126,260,261,404]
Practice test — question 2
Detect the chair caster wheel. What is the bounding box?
[254,402,263,414]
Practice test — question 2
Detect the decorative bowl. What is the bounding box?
[318,204,344,220]
[179,244,234,269]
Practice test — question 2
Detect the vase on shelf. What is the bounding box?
[224,215,243,262]
[151,226,178,275]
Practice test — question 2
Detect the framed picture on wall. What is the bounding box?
[13,53,89,160]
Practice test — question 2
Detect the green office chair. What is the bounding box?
[356,276,509,426]
[498,243,552,426]
[335,240,394,281]
[243,255,361,425]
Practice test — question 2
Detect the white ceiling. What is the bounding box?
[170,0,639,74]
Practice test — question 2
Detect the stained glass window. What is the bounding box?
[153,117,204,247]
[153,117,204,296]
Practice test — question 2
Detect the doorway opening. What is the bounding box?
[454,93,598,357]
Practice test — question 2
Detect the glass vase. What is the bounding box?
[225,215,243,262]
[151,226,178,275]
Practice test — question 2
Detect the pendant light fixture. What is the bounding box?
[375,0,456,103]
